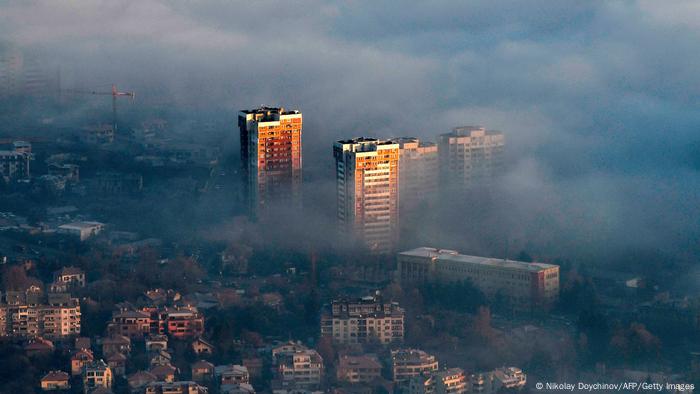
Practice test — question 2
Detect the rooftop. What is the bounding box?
[392,348,436,363]
[58,221,104,230]
[389,137,436,148]
[339,354,381,370]
[399,247,558,272]
[41,370,69,382]
[55,266,84,276]
[239,106,301,118]
[439,125,503,138]
[0,150,28,157]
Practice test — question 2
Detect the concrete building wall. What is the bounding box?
[334,138,399,253]
[437,126,504,194]
[398,247,559,312]
[238,107,302,218]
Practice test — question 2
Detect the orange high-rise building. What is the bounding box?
[333,138,399,253]
[238,107,302,216]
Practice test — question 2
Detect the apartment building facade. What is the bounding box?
[276,349,324,389]
[337,354,382,384]
[0,150,29,183]
[391,348,439,382]
[321,294,404,344]
[0,294,81,339]
[408,368,468,394]
[238,106,302,217]
[391,137,439,213]
[437,126,504,193]
[108,305,204,339]
[333,138,400,253]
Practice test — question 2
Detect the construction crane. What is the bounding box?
[61,84,135,132]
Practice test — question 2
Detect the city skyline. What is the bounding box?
[0,2,699,393]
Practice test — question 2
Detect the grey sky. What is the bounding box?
[2,1,699,268]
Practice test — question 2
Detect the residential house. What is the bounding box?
[150,364,178,383]
[337,354,382,384]
[191,360,215,382]
[146,334,168,351]
[192,337,214,356]
[72,349,95,375]
[40,371,70,391]
[127,371,157,394]
[106,352,127,376]
[83,360,113,393]
[102,335,131,356]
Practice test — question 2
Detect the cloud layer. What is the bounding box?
[2,1,699,269]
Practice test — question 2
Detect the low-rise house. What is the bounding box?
[146,334,168,351]
[83,360,113,393]
[150,364,178,383]
[276,349,323,389]
[74,337,92,351]
[127,371,157,393]
[192,337,215,356]
[144,289,181,306]
[215,365,250,385]
[57,221,104,241]
[72,348,95,375]
[149,349,173,367]
[408,368,467,394]
[191,360,215,382]
[242,356,263,380]
[271,341,308,362]
[468,367,527,394]
[88,387,114,394]
[108,310,151,339]
[337,354,382,384]
[102,334,131,356]
[492,367,526,390]
[222,383,256,394]
[25,337,54,356]
[144,381,208,394]
[391,349,439,382]
[40,371,70,391]
[106,351,127,376]
[53,266,86,288]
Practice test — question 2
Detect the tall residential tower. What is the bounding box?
[437,126,504,193]
[391,137,439,213]
[238,107,302,217]
[333,138,399,253]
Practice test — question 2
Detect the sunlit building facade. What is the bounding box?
[333,138,399,253]
[238,106,302,217]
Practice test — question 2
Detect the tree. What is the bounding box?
[473,306,496,342]
[316,336,336,366]
[1,265,31,291]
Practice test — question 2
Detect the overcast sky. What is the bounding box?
[2,1,699,269]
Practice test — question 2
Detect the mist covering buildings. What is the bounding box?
[0,2,699,394]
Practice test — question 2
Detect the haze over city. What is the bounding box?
[0,1,699,393]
